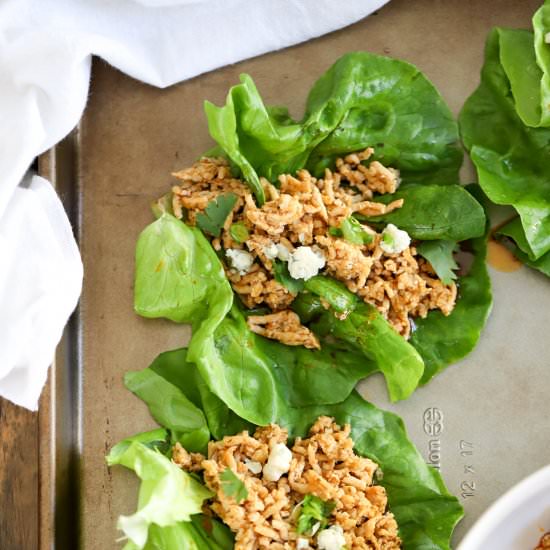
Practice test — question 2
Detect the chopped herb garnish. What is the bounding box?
[196,193,238,237]
[382,230,394,246]
[229,222,250,243]
[296,494,336,535]
[220,468,248,503]
[417,239,459,285]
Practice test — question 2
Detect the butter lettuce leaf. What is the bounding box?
[460,25,550,260]
[193,305,379,423]
[459,0,550,275]
[133,215,423,419]
[134,213,233,325]
[136,48,490,418]
[411,186,493,384]
[146,348,253,440]
[108,429,233,550]
[119,352,462,550]
[501,1,550,128]
[359,183,486,241]
[106,440,212,549]
[301,276,425,402]
[534,1,550,124]
[133,518,233,550]
[124,368,210,454]
[496,217,550,277]
[304,54,463,185]
[205,52,462,200]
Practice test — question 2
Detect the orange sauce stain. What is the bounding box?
[487,239,522,273]
[155,260,164,272]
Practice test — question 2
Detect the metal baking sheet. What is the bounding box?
[40,0,549,547]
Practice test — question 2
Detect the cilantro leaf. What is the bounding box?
[229,222,250,243]
[196,193,238,237]
[416,240,459,285]
[329,217,373,245]
[296,494,335,534]
[273,260,304,293]
[220,468,248,503]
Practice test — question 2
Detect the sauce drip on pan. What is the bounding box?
[487,239,522,273]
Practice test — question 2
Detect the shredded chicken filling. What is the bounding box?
[171,148,457,345]
[173,416,402,550]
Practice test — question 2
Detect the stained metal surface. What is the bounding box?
[39,133,83,550]
[40,1,547,547]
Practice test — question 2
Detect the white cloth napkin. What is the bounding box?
[0,0,388,410]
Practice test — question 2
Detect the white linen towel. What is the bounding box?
[0,0,388,409]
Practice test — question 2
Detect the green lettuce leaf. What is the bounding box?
[145,348,253,440]
[107,429,171,458]
[134,214,425,418]
[123,350,243,442]
[205,52,463,201]
[303,54,463,185]
[410,186,493,384]
[278,392,463,550]
[132,517,233,550]
[126,336,374,433]
[329,216,374,245]
[499,28,546,128]
[136,49,490,422]
[120,352,463,550]
[106,440,212,549]
[124,368,210,453]
[302,276,425,402]
[359,183,486,241]
[134,206,487,415]
[108,433,233,550]
[499,1,550,128]
[496,217,550,276]
[192,305,379,424]
[534,1,550,125]
[134,213,233,325]
[204,82,267,204]
[189,516,234,550]
[460,27,550,260]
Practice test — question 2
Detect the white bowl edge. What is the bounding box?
[457,464,550,550]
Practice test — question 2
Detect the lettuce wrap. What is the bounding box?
[135,52,491,411]
[108,349,463,550]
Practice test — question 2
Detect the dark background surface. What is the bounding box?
[0,400,39,549]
